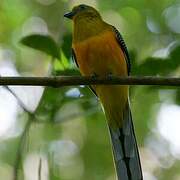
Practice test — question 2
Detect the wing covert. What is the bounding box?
[112,26,131,75]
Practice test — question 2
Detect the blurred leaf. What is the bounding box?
[137,57,171,75]
[169,44,180,66]
[54,59,65,71]
[20,34,60,59]
[129,50,138,75]
[53,52,75,72]
[82,112,115,180]
[60,51,71,68]
[132,86,160,144]
[0,138,18,166]
[135,45,180,75]
[35,86,82,123]
[54,68,80,76]
[61,33,72,59]
[35,88,64,123]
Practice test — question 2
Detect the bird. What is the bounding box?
[64,4,143,180]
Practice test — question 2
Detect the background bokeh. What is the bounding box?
[0,0,180,180]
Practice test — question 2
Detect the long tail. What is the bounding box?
[108,104,143,180]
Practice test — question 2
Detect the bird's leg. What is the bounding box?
[107,72,113,80]
[89,73,98,97]
[91,72,99,80]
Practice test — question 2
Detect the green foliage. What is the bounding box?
[61,33,72,60]
[0,0,179,180]
[20,34,60,59]
[132,45,180,75]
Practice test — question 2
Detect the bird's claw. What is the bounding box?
[91,73,98,80]
[107,72,113,80]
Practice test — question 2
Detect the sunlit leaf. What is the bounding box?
[20,34,60,59]
[60,51,71,68]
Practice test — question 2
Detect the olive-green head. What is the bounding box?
[64,4,101,21]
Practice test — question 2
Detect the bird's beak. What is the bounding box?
[64,11,75,19]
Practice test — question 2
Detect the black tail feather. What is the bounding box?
[109,104,143,180]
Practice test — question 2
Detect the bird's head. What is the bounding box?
[64,4,101,21]
[64,4,106,42]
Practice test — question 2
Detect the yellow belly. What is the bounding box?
[73,31,129,128]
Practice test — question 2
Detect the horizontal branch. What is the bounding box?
[0,76,180,87]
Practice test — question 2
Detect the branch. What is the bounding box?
[3,86,33,114]
[13,116,33,180]
[38,158,42,180]
[0,76,180,86]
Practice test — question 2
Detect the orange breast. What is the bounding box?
[73,30,129,128]
[72,31,128,76]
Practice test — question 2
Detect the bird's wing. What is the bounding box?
[72,49,79,68]
[72,48,97,96]
[112,26,131,75]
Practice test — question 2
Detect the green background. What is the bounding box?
[0,0,179,179]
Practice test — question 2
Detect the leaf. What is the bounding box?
[136,44,180,76]
[169,44,180,66]
[61,33,72,59]
[20,34,60,59]
[137,57,171,75]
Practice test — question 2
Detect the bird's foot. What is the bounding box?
[91,73,99,80]
[107,72,113,80]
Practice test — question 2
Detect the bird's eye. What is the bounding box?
[79,5,86,10]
